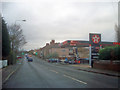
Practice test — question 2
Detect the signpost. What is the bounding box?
[89,33,101,66]
[22,52,24,55]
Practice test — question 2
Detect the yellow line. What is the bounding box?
[4,71,15,82]
[50,70,58,74]
[63,75,87,84]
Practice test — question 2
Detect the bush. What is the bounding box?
[99,45,120,60]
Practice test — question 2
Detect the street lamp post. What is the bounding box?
[14,19,26,51]
[15,19,26,25]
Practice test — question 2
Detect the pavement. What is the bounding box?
[2,55,119,88]
[2,57,23,84]
[59,61,120,77]
[69,64,120,77]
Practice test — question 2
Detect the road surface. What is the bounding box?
[3,55,119,88]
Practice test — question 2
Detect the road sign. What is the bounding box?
[22,52,24,55]
[35,52,38,55]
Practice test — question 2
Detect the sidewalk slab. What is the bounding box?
[69,64,120,77]
[2,58,23,84]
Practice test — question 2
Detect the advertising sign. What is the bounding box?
[91,46,100,59]
[89,33,101,46]
[89,33,101,65]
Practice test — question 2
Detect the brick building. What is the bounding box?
[39,40,89,60]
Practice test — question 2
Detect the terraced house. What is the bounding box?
[39,40,89,60]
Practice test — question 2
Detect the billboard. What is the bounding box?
[89,33,101,60]
[89,33,101,46]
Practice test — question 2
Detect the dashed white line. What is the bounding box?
[50,70,58,73]
[63,74,87,84]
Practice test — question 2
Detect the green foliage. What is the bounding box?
[46,52,58,59]
[99,45,120,60]
[2,18,11,58]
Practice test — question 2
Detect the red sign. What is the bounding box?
[70,41,78,44]
[92,35,100,44]
[63,41,67,45]
[70,43,76,46]
[113,42,120,45]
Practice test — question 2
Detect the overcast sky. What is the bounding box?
[1,0,119,50]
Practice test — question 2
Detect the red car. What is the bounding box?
[74,60,80,64]
[17,56,22,59]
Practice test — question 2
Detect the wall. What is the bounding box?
[93,60,120,71]
[50,48,70,58]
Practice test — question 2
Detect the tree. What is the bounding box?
[2,18,11,59]
[115,24,120,42]
[8,24,27,53]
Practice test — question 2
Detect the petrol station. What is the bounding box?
[60,33,119,66]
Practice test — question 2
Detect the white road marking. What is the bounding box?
[63,75,87,84]
[50,70,58,73]
[4,67,19,82]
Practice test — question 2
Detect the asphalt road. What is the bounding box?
[3,55,119,88]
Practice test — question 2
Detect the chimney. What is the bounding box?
[52,40,55,43]
[46,43,49,46]
[50,40,55,45]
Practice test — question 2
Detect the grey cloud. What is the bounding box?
[2,1,118,50]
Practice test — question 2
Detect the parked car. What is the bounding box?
[48,58,55,62]
[17,56,22,59]
[69,60,76,64]
[48,58,61,63]
[48,59,52,62]
[64,60,69,63]
[57,59,62,62]
[54,59,57,62]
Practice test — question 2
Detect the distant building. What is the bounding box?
[39,40,89,60]
[40,40,60,59]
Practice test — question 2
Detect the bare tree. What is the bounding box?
[115,24,120,42]
[8,24,27,53]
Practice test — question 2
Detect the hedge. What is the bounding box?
[99,45,120,60]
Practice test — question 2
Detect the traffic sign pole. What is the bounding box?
[89,44,91,66]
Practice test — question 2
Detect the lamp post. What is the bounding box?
[14,19,26,51]
[15,19,26,25]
